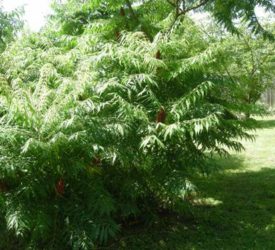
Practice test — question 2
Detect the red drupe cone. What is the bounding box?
[56,178,65,195]
[156,107,166,123]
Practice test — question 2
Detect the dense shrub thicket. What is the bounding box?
[0,0,274,248]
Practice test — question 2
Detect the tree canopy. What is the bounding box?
[0,6,23,51]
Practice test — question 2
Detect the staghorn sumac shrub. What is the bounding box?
[0,0,273,248]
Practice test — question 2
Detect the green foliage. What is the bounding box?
[201,21,275,117]
[108,123,275,249]
[0,6,23,51]
[0,0,273,248]
[50,0,275,39]
[207,0,275,39]
[222,28,275,110]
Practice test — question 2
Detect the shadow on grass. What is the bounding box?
[205,154,247,173]
[190,167,275,249]
[255,119,275,129]
[112,157,275,250]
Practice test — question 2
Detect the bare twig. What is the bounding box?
[125,0,138,21]
[242,35,257,77]
[179,0,210,16]
[167,0,211,38]
[166,0,176,7]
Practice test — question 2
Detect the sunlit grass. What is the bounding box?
[240,116,275,171]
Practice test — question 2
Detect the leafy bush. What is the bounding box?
[0,0,273,248]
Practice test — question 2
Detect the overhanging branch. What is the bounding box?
[180,0,210,16]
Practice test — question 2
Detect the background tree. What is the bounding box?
[199,20,275,118]
[0,5,23,51]
[223,29,275,118]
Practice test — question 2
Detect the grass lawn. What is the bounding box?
[110,117,275,250]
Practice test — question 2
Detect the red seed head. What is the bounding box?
[56,178,65,195]
[0,181,7,193]
[115,31,121,41]
[92,156,101,166]
[120,7,125,16]
[156,50,161,60]
[156,107,166,123]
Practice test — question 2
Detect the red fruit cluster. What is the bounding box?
[56,178,65,195]
[120,7,125,16]
[155,50,161,60]
[0,180,7,193]
[115,31,121,41]
[92,156,101,166]
[156,107,166,123]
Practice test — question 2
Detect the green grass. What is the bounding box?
[109,117,275,250]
